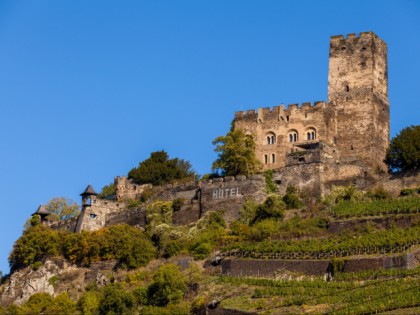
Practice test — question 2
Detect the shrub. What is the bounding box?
[282,186,304,209]
[9,225,62,271]
[147,264,187,306]
[172,198,185,212]
[252,195,285,223]
[77,291,100,315]
[99,284,135,315]
[264,170,277,193]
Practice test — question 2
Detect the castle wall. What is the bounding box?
[234,102,336,170]
[75,199,126,232]
[114,176,152,201]
[219,248,420,277]
[200,175,267,222]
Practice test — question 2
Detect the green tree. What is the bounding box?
[45,197,80,221]
[128,150,196,185]
[98,183,115,199]
[147,263,187,306]
[385,125,420,172]
[9,225,62,271]
[99,284,135,315]
[212,129,261,176]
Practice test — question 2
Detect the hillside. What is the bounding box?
[1,183,419,314]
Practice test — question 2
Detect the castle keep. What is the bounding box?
[234,32,389,185]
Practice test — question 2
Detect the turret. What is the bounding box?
[31,205,50,223]
[80,184,98,207]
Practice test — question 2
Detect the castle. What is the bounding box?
[34,32,419,233]
[234,31,389,187]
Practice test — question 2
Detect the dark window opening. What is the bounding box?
[346,85,350,92]
[351,145,354,150]
[272,154,275,163]
[264,155,268,164]
[286,116,290,122]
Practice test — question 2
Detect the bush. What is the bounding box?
[264,170,277,193]
[9,225,62,271]
[172,198,184,212]
[77,291,100,315]
[249,219,279,241]
[252,195,285,223]
[99,284,135,315]
[282,186,304,209]
[147,264,187,307]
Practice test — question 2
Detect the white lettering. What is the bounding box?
[211,187,240,199]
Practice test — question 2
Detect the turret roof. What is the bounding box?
[80,184,98,196]
[32,205,50,216]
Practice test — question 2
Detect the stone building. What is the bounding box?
[234,32,389,188]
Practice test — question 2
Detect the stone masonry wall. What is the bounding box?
[200,175,267,222]
[219,247,420,277]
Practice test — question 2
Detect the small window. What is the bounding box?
[90,213,97,220]
[266,133,276,145]
[306,129,316,140]
[286,116,290,122]
[288,130,298,143]
[272,154,275,163]
[346,85,350,92]
[264,154,268,164]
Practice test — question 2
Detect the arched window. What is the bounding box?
[264,154,268,164]
[266,133,276,145]
[288,130,298,143]
[272,154,275,163]
[306,128,316,140]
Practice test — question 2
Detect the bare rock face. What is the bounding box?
[0,258,116,307]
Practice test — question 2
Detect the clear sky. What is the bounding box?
[0,1,419,274]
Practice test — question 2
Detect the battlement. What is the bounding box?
[330,31,380,41]
[234,101,328,122]
[330,31,386,52]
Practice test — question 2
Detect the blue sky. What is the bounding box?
[0,1,419,274]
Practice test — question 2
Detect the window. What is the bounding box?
[266,133,276,145]
[90,213,97,220]
[288,130,298,143]
[272,154,275,163]
[306,128,316,140]
[264,154,268,164]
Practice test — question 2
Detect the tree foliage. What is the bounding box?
[9,225,61,271]
[45,197,80,221]
[147,263,188,307]
[212,129,262,176]
[9,224,156,271]
[98,183,115,200]
[385,125,420,172]
[128,150,196,185]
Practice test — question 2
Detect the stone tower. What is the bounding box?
[75,184,99,232]
[328,32,390,171]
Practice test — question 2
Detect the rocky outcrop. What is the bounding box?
[0,258,116,306]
